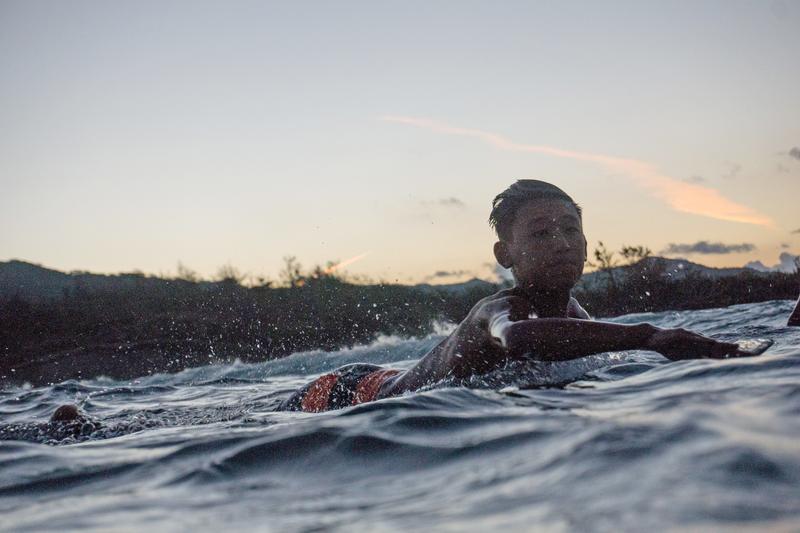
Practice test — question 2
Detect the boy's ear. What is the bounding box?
[494,241,513,268]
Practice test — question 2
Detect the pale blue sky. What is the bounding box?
[2,1,798,283]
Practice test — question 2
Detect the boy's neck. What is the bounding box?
[518,285,572,318]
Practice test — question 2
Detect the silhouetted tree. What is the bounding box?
[620,245,651,265]
[215,264,245,284]
[280,256,305,288]
[175,262,201,282]
[588,241,619,292]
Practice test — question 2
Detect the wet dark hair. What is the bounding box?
[489,179,582,241]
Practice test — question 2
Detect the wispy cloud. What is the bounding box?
[423,269,472,282]
[721,161,741,180]
[792,228,800,234]
[789,147,800,161]
[683,175,706,184]
[422,197,466,208]
[661,241,756,255]
[433,269,469,277]
[438,197,465,207]
[381,116,773,226]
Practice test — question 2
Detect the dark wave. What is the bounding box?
[1,299,799,531]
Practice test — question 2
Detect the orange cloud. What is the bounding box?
[323,252,370,274]
[381,116,773,227]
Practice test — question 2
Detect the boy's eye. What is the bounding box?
[532,229,550,238]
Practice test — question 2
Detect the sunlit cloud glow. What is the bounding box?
[323,252,371,274]
[381,116,773,227]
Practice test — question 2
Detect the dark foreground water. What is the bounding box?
[2,300,800,532]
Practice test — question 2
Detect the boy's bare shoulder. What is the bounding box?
[475,289,590,319]
[484,286,522,300]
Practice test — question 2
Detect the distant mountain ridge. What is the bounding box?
[0,260,218,302]
[576,256,770,292]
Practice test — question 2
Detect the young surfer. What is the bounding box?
[278,180,763,413]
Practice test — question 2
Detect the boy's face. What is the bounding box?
[494,198,587,292]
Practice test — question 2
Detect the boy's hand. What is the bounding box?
[438,289,531,377]
[473,288,530,325]
[645,327,751,360]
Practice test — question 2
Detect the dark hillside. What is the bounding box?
[1,259,797,385]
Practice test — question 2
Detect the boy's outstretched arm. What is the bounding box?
[380,293,757,399]
[381,317,745,399]
[498,317,749,362]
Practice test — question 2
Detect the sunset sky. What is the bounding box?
[2,1,799,284]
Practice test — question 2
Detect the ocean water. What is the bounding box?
[2,299,800,532]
